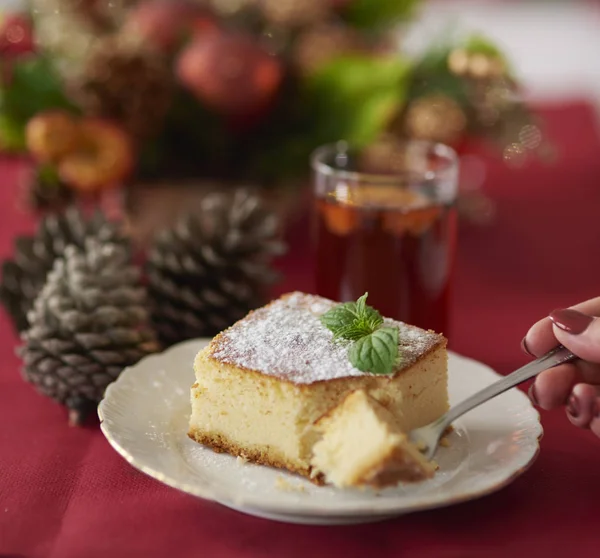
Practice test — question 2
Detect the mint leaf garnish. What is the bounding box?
[355,292,368,316]
[320,302,362,338]
[320,293,399,375]
[320,292,383,340]
[348,327,399,375]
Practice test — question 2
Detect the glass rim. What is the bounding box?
[310,140,458,184]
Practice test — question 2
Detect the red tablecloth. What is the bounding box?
[2,101,600,558]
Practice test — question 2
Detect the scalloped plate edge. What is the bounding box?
[98,340,543,519]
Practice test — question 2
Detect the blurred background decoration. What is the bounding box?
[0,0,572,408]
[0,0,550,223]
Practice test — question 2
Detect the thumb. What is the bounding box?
[551,308,600,362]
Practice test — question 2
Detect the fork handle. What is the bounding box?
[438,345,576,433]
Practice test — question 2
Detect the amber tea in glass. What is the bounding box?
[311,141,458,336]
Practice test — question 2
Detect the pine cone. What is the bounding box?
[20,240,158,425]
[146,189,286,347]
[0,207,129,333]
[69,35,173,142]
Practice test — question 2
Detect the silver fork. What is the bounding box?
[410,345,577,460]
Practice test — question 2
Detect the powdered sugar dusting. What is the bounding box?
[208,293,443,385]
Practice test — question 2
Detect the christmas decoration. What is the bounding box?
[123,0,217,54]
[0,1,546,220]
[25,110,80,163]
[146,189,286,347]
[259,0,329,27]
[0,56,75,153]
[403,94,466,146]
[448,47,506,80]
[19,239,158,426]
[403,34,549,166]
[25,110,134,193]
[0,207,129,332]
[56,118,134,193]
[176,32,283,116]
[292,24,365,76]
[0,13,35,57]
[28,0,124,81]
[69,35,173,142]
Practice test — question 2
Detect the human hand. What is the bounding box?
[523,298,600,437]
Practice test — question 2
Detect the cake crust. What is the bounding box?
[188,428,326,485]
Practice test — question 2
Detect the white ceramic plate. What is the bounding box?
[98,339,542,525]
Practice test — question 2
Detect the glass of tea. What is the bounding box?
[311,140,459,337]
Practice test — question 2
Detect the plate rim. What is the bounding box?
[98,339,543,518]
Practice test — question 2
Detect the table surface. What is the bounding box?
[2,100,600,558]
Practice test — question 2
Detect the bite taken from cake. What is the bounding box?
[188,291,448,488]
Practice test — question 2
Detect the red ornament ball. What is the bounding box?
[0,13,34,57]
[176,33,283,116]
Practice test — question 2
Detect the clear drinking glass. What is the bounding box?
[311,140,459,337]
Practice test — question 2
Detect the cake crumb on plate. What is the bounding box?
[275,475,306,493]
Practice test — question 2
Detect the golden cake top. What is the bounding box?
[207,292,444,385]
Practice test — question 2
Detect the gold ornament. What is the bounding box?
[404,94,467,146]
[502,142,528,168]
[447,48,470,75]
[469,77,515,126]
[447,48,505,79]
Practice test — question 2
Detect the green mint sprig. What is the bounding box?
[320,292,383,340]
[320,293,400,375]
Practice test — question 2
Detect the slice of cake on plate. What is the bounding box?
[311,389,437,487]
[188,291,447,486]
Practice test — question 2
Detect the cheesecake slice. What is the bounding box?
[188,292,448,484]
[311,389,436,487]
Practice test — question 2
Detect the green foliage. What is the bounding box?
[0,56,75,152]
[409,32,511,102]
[187,55,413,187]
[306,55,412,148]
[407,39,469,104]
[343,0,421,30]
[464,34,504,57]
[0,113,26,151]
[36,163,61,186]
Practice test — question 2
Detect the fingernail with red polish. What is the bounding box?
[549,308,594,334]
[528,384,539,406]
[567,394,580,418]
[521,337,533,356]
